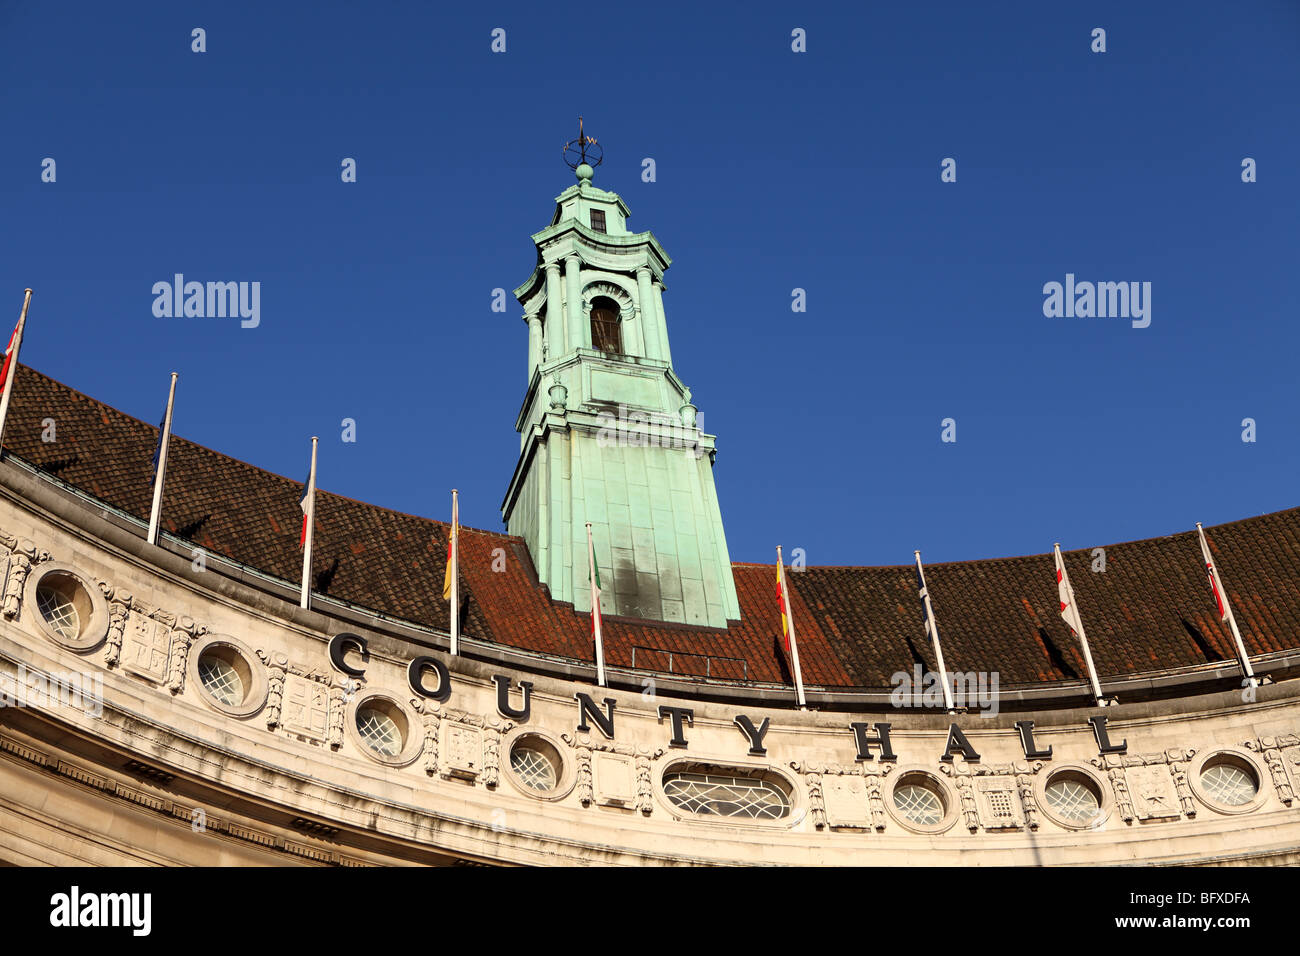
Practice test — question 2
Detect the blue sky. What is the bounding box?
[2,1,1297,568]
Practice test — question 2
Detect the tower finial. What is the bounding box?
[563,115,603,185]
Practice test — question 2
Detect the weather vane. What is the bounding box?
[562,116,603,173]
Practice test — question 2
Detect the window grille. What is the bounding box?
[36,586,80,640]
[662,772,789,819]
[1044,778,1100,822]
[1201,763,1256,806]
[357,707,402,756]
[198,655,243,707]
[590,209,607,233]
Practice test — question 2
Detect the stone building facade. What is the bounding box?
[0,162,1297,866]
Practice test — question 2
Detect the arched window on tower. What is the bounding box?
[589,296,623,354]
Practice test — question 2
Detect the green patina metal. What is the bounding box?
[501,161,741,628]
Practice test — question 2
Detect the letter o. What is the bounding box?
[408,655,452,702]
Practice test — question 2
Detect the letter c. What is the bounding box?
[328,632,368,677]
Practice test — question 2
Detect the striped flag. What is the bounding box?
[586,522,606,686]
[442,492,458,600]
[298,467,314,547]
[776,558,791,652]
[298,437,318,610]
[444,490,460,655]
[776,546,807,708]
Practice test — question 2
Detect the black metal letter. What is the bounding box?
[734,715,771,756]
[575,693,616,739]
[1014,720,1053,759]
[328,632,368,677]
[850,722,897,761]
[940,723,981,762]
[493,675,532,721]
[1088,714,1127,754]
[408,656,452,702]
[658,706,694,748]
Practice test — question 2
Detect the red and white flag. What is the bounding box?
[1196,523,1230,622]
[1054,543,1105,704]
[298,438,318,610]
[0,315,21,392]
[1054,545,1086,637]
[0,289,33,450]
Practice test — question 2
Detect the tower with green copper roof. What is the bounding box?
[501,123,741,628]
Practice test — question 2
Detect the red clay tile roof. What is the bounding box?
[4,365,1298,691]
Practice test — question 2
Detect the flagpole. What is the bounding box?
[777,546,807,709]
[915,551,955,713]
[450,489,460,656]
[0,289,33,453]
[1196,522,1258,686]
[587,522,607,687]
[147,372,179,546]
[1056,543,1106,706]
[299,437,318,609]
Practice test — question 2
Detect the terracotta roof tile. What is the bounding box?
[4,365,1298,692]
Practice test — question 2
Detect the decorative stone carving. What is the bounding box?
[1246,736,1297,805]
[1168,748,1197,817]
[562,733,662,811]
[98,583,132,667]
[1093,750,1192,823]
[823,774,869,829]
[278,662,332,744]
[167,616,207,694]
[940,761,981,832]
[564,733,594,806]
[440,709,486,781]
[594,752,635,807]
[257,650,289,730]
[864,763,895,831]
[482,719,513,788]
[1013,761,1043,830]
[1,534,49,620]
[635,752,656,815]
[122,605,176,684]
[411,698,441,776]
[328,679,346,749]
[1127,765,1181,820]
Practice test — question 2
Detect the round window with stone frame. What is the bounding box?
[25,564,109,652]
[884,769,957,833]
[502,731,573,801]
[509,736,563,794]
[1038,767,1109,830]
[345,693,422,768]
[1191,749,1268,815]
[186,636,268,718]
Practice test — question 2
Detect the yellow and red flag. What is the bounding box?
[776,557,791,652]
